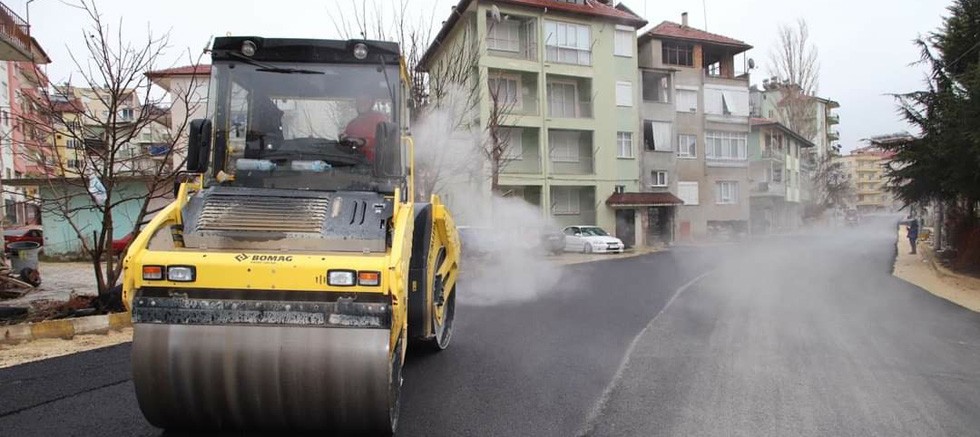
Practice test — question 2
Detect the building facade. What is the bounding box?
[146,64,211,170]
[420,0,648,244]
[748,118,813,232]
[839,138,903,213]
[637,15,753,240]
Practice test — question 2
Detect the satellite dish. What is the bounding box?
[747,58,756,69]
[490,5,502,23]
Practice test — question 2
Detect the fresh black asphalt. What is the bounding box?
[3,219,979,436]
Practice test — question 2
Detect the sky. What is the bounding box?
[16,0,953,152]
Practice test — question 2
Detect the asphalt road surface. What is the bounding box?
[2,219,979,436]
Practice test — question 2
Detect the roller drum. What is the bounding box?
[132,323,394,432]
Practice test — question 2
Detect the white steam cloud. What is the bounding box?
[412,85,562,305]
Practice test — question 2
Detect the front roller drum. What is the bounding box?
[132,323,397,433]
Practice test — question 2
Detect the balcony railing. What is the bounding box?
[0,2,32,62]
[549,155,593,175]
[507,96,539,116]
[827,114,840,125]
[547,101,592,119]
[760,149,785,161]
[828,130,840,141]
[751,181,786,197]
[500,155,542,174]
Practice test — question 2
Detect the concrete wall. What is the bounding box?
[39,180,156,257]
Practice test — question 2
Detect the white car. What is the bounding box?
[562,225,624,254]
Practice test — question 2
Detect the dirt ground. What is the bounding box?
[893,227,980,312]
[0,327,132,369]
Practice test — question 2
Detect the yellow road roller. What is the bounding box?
[122,37,460,434]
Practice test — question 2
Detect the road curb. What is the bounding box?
[0,311,131,345]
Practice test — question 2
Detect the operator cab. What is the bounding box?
[189,37,408,195]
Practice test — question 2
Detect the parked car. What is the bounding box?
[112,233,135,255]
[4,226,43,252]
[538,227,566,255]
[562,225,624,254]
[457,226,495,258]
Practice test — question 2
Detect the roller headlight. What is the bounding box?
[328,270,356,286]
[353,43,368,60]
[166,266,196,282]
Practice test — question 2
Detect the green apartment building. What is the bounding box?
[420,0,647,244]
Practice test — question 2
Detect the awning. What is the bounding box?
[606,192,684,208]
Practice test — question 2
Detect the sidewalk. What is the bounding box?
[893,227,980,312]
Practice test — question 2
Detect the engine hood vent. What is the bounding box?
[181,187,390,253]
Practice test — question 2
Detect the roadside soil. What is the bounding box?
[893,227,980,312]
[0,327,133,369]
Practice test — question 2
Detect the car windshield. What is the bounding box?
[580,227,609,236]
[207,61,404,192]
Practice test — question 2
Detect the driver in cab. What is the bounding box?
[342,96,388,162]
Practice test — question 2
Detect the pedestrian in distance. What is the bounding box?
[907,217,919,254]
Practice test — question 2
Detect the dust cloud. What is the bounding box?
[412,87,563,306]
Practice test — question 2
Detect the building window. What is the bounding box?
[715,181,739,204]
[488,75,522,110]
[66,139,82,149]
[119,108,134,121]
[651,171,668,187]
[641,71,670,102]
[706,61,721,77]
[549,130,582,162]
[544,20,591,65]
[67,159,81,169]
[643,120,672,152]
[771,165,783,183]
[705,131,747,160]
[487,19,521,52]
[552,187,581,215]
[503,128,524,161]
[547,81,578,118]
[675,89,698,112]
[662,41,694,66]
[616,132,633,158]
[704,86,749,116]
[677,181,699,205]
[615,81,633,107]
[614,26,634,57]
[677,134,697,158]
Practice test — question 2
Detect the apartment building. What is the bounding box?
[146,64,211,169]
[750,84,840,159]
[839,136,905,213]
[748,118,813,232]
[0,1,50,224]
[420,0,648,243]
[637,14,753,240]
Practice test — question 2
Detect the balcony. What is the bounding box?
[548,129,593,175]
[0,3,33,62]
[488,69,539,116]
[486,14,537,61]
[827,114,840,125]
[549,186,597,228]
[500,127,541,175]
[546,75,593,119]
[827,130,840,141]
[751,181,786,198]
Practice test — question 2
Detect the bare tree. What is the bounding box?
[9,1,204,306]
[768,18,819,95]
[767,18,820,141]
